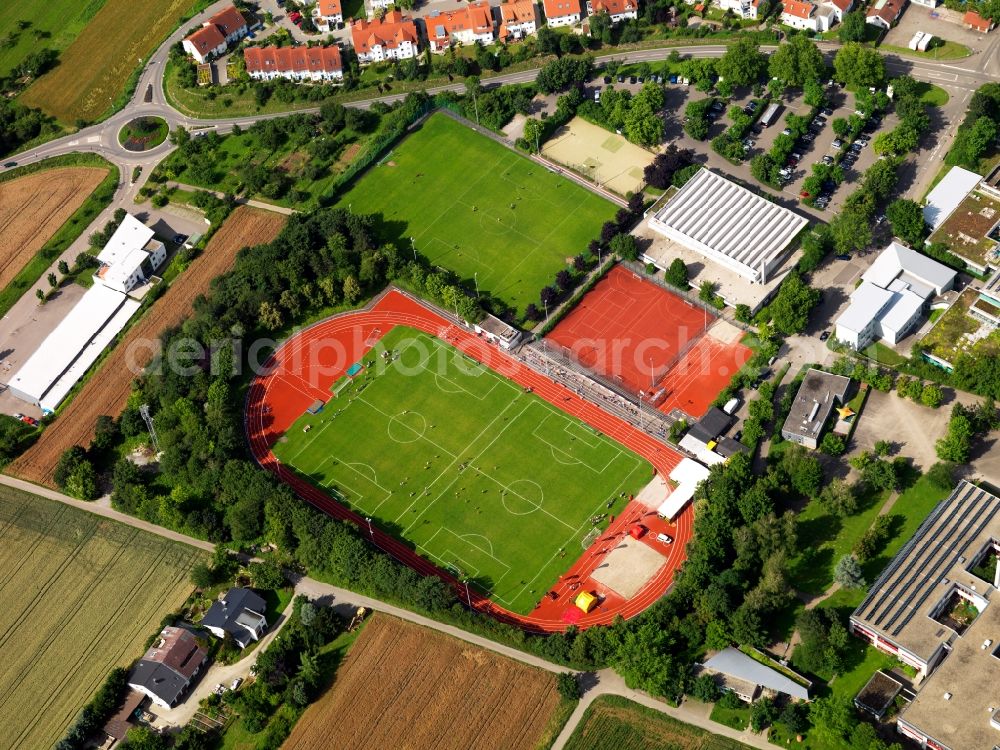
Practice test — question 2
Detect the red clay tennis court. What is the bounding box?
[545,265,751,419]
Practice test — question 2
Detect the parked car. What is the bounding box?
[603,76,612,84]
[172,233,188,245]
[831,138,844,149]
[822,155,834,165]
[669,75,678,84]
[820,330,830,341]
[288,10,301,20]
[781,127,793,136]
[821,107,834,116]
[617,74,625,83]
[656,532,674,544]
[629,76,637,84]
[231,678,243,691]
[836,253,852,260]
[723,397,741,415]
[594,89,601,102]
[802,132,815,142]
[2,161,16,168]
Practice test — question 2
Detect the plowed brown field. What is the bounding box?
[6,206,286,485]
[283,616,562,750]
[0,167,108,290]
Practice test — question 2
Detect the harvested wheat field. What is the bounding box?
[6,207,286,485]
[284,615,563,750]
[0,167,108,289]
[21,0,200,123]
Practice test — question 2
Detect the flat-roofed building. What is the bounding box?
[923,166,983,231]
[779,368,851,449]
[647,168,808,284]
[835,241,956,350]
[95,214,166,294]
[6,285,141,413]
[474,314,522,350]
[851,480,1000,750]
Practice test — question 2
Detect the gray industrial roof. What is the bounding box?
[648,168,808,283]
[837,281,893,334]
[702,647,810,700]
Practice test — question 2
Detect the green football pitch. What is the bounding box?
[336,113,615,317]
[273,327,652,614]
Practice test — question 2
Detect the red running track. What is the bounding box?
[245,290,693,632]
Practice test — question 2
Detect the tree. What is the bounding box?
[248,558,285,590]
[699,280,718,304]
[58,260,69,275]
[833,43,886,88]
[886,198,927,247]
[780,444,824,497]
[839,10,867,42]
[921,383,943,408]
[819,478,858,517]
[820,433,846,456]
[780,702,810,734]
[768,36,824,87]
[936,412,973,462]
[750,696,778,732]
[35,288,44,301]
[522,118,543,152]
[190,562,218,588]
[610,233,638,261]
[557,672,581,700]
[717,38,767,88]
[830,207,872,255]
[122,726,169,750]
[768,272,820,335]
[690,674,721,702]
[665,258,688,289]
[835,554,866,588]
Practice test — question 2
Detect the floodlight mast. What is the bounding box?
[139,404,160,453]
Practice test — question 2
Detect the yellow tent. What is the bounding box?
[837,405,856,420]
[575,591,597,613]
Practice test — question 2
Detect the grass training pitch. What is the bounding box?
[273,326,651,614]
[0,484,203,749]
[336,113,615,316]
[283,614,566,750]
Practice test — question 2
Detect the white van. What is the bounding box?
[723,397,740,415]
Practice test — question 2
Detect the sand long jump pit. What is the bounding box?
[541,117,654,196]
[591,537,667,599]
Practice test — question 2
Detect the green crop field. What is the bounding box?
[566,695,754,750]
[0,485,203,749]
[335,113,615,317]
[273,327,651,614]
[0,0,107,78]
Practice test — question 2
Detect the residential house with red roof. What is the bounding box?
[244,45,343,82]
[499,0,539,40]
[543,0,583,26]
[965,9,996,32]
[426,1,496,53]
[311,0,344,31]
[865,0,907,29]
[127,627,207,709]
[350,11,420,63]
[780,0,833,30]
[182,4,249,63]
[587,0,639,23]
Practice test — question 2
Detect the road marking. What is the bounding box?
[86,136,100,143]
